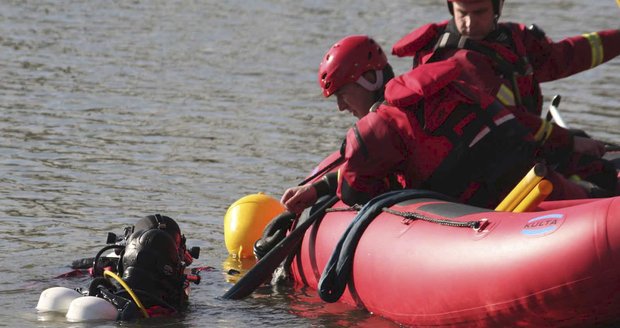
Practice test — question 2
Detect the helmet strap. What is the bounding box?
[355,70,384,92]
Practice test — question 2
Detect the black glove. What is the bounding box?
[253,211,297,260]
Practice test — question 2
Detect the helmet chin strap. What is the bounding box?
[356,70,384,91]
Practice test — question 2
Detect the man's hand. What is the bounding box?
[280,185,318,214]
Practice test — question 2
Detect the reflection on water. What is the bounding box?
[1,0,619,327]
[285,288,401,328]
[222,255,257,284]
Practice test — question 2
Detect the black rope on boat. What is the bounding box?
[382,208,482,229]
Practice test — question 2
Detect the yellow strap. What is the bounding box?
[495,163,546,212]
[544,122,554,143]
[510,75,523,105]
[496,84,516,107]
[513,179,554,213]
[103,270,150,318]
[336,168,340,183]
[533,119,554,144]
[582,32,604,68]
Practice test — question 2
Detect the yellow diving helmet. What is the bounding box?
[224,193,285,258]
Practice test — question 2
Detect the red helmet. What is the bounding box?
[318,35,388,97]
[447,0,504,16]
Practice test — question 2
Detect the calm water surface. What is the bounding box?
[0,1,618,327]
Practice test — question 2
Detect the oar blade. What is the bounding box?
[221,217,310,299]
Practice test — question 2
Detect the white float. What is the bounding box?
[36,287,82,313]
[65,296,118,322]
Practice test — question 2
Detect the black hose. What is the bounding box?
[92,245,124,277]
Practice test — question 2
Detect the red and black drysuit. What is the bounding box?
[393,20,620,195]
[336,58,540,208]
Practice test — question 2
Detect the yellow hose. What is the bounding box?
[103,270,149,318]
[513,179,554,213]
[495,163,546,212]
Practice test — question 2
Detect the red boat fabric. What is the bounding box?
[290,196,620,326]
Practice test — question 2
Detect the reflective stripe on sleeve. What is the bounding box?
[582,32,604,68]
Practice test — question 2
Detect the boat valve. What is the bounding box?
[473,218,490,232]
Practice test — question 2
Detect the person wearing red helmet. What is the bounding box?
[317,35,394,119]
[253,35,395,259]
[279,35,395,214]
[393,0,620,197]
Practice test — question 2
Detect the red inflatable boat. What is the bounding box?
[289,152,620,327]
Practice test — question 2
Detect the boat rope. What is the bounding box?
[325,204,363,212]
[382,207,482,229]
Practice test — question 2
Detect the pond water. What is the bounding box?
[0,1,618,327]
